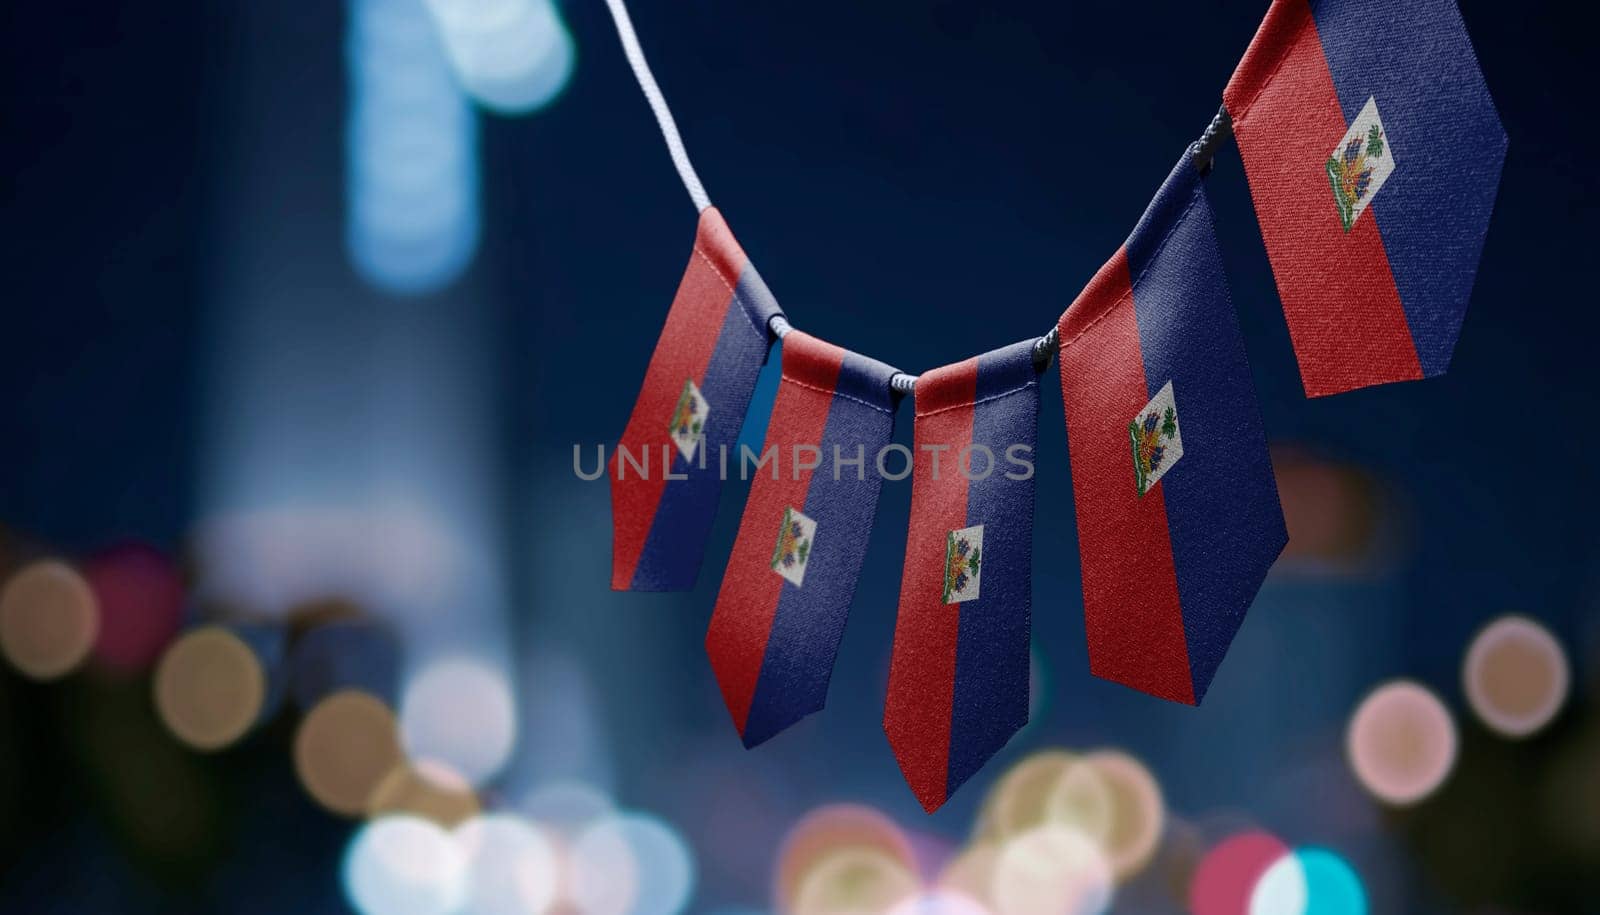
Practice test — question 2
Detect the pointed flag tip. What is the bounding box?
[1090,665,1198,707]
[739,702,826,749]
[914,787,948,815]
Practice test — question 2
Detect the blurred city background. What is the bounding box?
[0,1,1593,913]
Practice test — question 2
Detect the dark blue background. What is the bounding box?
[1,2,1594,912]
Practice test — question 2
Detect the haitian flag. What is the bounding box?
[705,331,898,747]
[1223,0,1506,397]
[884,340,1039,812]
[1058,151,1287,706]
[611,207,782,591]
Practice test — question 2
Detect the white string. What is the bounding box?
[602,0,712,212]
[603,0,1230,392]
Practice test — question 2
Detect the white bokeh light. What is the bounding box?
[888,889,993,915]
[400,656,517,786]
[568,814,642,915]
[424,0,575,114]
[455,814,561,915]
[1248,852,1308,915]
[344,815,468,915]
[615,814,695,915]
[990,826,1113,915]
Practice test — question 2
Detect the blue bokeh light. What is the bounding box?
[346,0,480,295]
[424,0,576,114]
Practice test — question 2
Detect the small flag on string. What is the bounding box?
[705,331,899,747]
[1058,151,1287,705]
[611,207,783,591]
[1223,0,1506,397]
[884,340,1039,812]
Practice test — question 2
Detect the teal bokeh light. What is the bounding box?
[1298,847,1367,915]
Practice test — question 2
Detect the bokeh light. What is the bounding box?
[344,814,468,915]
[399,655,516,787]
[153,625,267,751]
[454,813,561,915]
[1248,852,1307,915]
[977,751,1088,842]
[790,846,921,915]
[295,688,405,816]
[1463,615,1569,738]
[567,813,643,915]
[84,543,185,674]
[1295,848,1366,915]
[1252,848,1367,915]
[1151,816,1206,908]
[424,0,576,114]
[574,813,696,915]
[1043,757,1115,847]
[522,779,614,835]
[1271,449,1390,575]
[1346,680,1457,806]
[777,804,916,912]
[1190,830,1290,915]
[888,889,992,915]
[1080,750,1165,881]
[0,559,98,680]
[620,814,696,915]
[989,825,1113,915]
[368,757,481,827]
[937,843,999,905]
[347,0,480,294]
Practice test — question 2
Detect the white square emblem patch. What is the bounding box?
[1129,381,1183,497]
[771,506,817,587]
[1326,96,1396,232]
[943,524,984,604]
[668,378,710,462]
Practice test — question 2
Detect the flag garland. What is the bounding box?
[610,207,782,591]
[1057,150,1287,707]
[705,332,900,747]
[885,341,1040,813]
[601,0,1505,810]
[1223,0,1507,396]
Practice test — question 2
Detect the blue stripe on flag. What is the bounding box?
[1128,156,1287,701]
[1311,0,1506,376]
[946,341,1037,798]
[631,265,778,590]
[741,351,898,746]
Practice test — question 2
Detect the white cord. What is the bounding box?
[603,1,1229,388]
[603,0,712,212]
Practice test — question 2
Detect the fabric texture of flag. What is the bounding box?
[611,207,783,591]
[1058,150,1287,706]
[1223,0,1506,397]
[884,340,1039,812]
[705,331,899,747]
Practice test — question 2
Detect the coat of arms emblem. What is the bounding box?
[1130,381,1183,497]
[943,525,984,604]
[669,378,710,462]
[771,507,817,587]
[1326,96,1396,233]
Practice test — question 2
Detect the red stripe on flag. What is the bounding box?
[611,207,748,589]
[1059,251,1195,705]
[1222,0,1421,397]
[705,332,844,734]
[884,358,977,812]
